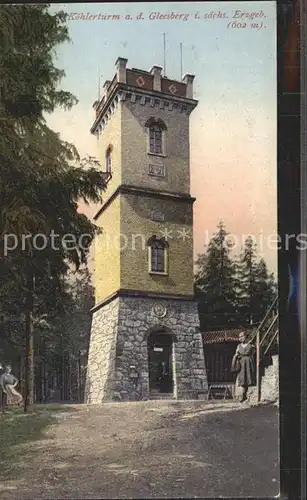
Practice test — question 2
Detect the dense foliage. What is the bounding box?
[0,5,106,408]
[195,222,277,331]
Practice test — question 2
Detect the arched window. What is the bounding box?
[145,118,167,155]
[149,125,163,154]
[148,236,168,274]
[105,145,112,172]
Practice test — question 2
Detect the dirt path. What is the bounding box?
[0,400,279,499]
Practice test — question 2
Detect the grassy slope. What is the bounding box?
[0,405,73,480]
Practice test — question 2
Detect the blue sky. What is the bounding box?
[52,2,275,108]
[48,2,277,273]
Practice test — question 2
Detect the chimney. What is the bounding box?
[115,57,127,83]
[182,73,195,99]
[150,65,163,91]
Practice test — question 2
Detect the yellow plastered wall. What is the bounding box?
[97,104,122,199]
[119,193,194,296]
[93,96,195,302]
[94,196,121,303]
[121,102,190,195]
[94,103,122,303]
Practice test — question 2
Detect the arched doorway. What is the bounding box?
[147,332,174,395]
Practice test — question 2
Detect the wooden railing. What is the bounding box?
[249,296,279,403]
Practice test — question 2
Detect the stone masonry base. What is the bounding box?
[247,355,279,404]
[84,296,208,403]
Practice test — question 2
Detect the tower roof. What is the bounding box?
[91,57,197,134]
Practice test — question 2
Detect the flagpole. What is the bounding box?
[180,42,183,79]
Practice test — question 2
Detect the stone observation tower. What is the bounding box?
[85,57,208,402]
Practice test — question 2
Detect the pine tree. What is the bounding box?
[0,5,107,247]
[235,236,259,326]
[0,260,95,404]
[253,258,277,322]
[195,221,238,331]
[0,5,108,410]
[236,237,277,325]
[35,265,94,403]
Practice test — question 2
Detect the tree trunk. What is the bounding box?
[77,351,82,403]
[43,364,46,402]
[60,335,64,401]
[35,345,41,403]
[24,271,34,412]
[43,345,48,403]
[67,351,72,401]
